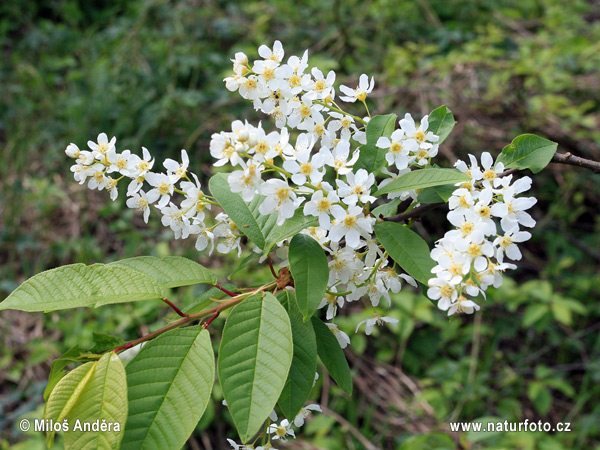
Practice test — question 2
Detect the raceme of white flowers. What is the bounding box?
[65,40,537,330]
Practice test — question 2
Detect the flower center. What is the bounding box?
[460,221,474,235]
[289,74,301,87]
[300,163,313,175]
[390,142,402,153]
[343,215,357,227]
[314,80,325,91]
[158,182,171,195]
[317,198,331,211]
[356,91,367,102]
[276,188,289,201]
[440,284,454,298]
[483,169,496,181]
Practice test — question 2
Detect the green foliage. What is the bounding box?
[109,256,218,288]
[312,317,352,395]
[427,106,456,144]
[374,222,435,285]
[122,327,214,450]
[209,173,316,255]
[0,263,166,312]
[218,293,293,442]
[355,114,397,174]
[288,234,329,321]
[45,361,96,447]
[497,134,558,173]
[375,168,470,196]
[277,291,318,421]
[417,184,456,204]
[63,353,127,450]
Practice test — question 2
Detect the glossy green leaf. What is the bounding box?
[497,134,558,174]
[311,317,352,394]
[89,332,125,354]
[44,346,84,401]
[219,292,293,442]
[289,234,328,321]
[417,184,456,204]
[427,105,456,144]
[372,198,403,218]
[277,291,318,421]
[64,353,127,450]
[121,327,214,450]
[355,114,397,174]
[374,222,435,285]
[375,168,469,196]
[209,173,316,254]
[109,256,218,288]
[45,361,96,447]
[0,263,166,312]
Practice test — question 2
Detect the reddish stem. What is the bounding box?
[267,255,278,279]
[214,284,236,297]
[162,297,189,317]
[203,311,221,329]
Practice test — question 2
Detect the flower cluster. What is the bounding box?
[226,404,322,450]
[427,152,537,315]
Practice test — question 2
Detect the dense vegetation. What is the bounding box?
[1,0,599,448]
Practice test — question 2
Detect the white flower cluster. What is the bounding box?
[427,152,537,315]
[65,134,247,256]
[226,404,322,450]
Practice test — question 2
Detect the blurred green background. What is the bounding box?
[1,0,600,448]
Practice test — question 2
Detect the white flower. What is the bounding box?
[126,189,159,223]
[87,132,116,159]
[191,222,215,254]
[339,74,374,103]
[303,190,339,229]
[355,313,399,335]
[398,113,439,149]
[258,40,284,63]
[228,161,263,202]
[325,323,350,349]
[376,129,418,170]
[494,230,531,260]
[329,205,373,248]
[268,419,295,442]
[258,179,303,225]
[336,169,376,205]
[65,143,80,158]
[160,203,191,240]
[427,278,459,311]
[320,140,359,175]
[87,165,108,191]
[479,152,505,188]
[283,148,325,186]
[145,172,178,208]
[293,404,322,427]
[319,289,345,320]
[106,149,134,176]
[448,296,481,316]
[305,67,336,101]
[163,149,190,181]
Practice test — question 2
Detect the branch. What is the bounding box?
[501,152,600,177]
[551,152,600,173]
[114,280,277,353]
[385,203,441,223]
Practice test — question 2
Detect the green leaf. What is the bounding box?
[522,304,549,327]
[374,222,435,285]
[355,114,397,174]
[228,253,260,279]
[89,332,125,354]
[218,292,293,442]
[427,105,456,144]
[277,291,318,421]
[44,346,84,401]
[63,353,128,450]
[209,173,316,255]
[372,198,403,218]
[497,134,558,174]
[311,317,352,394]
[417,184,456,204]
[375,168,469,196]
[0,264,166,312]
[289,234,329,321]
[121,327,214,450]
[45,361,96,447]
[109,256,217,288]
[528,381,552,415]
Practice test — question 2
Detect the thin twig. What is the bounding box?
[320,405,379,450]
[214,284,236,297]
[267,255,278,279]
[385,203,441,223]
[161,297,189,318]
